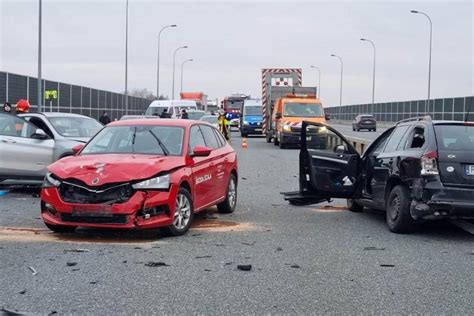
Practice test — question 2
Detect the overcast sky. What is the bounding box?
[1,0,472,107]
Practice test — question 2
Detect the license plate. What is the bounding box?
[306,136,312,141]
[72,205,113,216]
[466,165,474,176]
[255,128,262,132]
[364,121,371,124]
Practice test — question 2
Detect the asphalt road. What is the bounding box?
[1,132,473,314]
[328,123,388,142]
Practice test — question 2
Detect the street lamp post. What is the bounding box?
[310,65,321,99]
[331,54,344,119]
[180,59,193,93]
[156,24,177,98]
[360,38,376,105]
[124,0,129,114]
[37,0,43,112]
[411,10,433,115]
[172,45,188,99]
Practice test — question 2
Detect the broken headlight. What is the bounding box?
[132,174,170,190]
[43,172,61,188]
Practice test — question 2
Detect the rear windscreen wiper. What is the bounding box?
[149,130,169,156]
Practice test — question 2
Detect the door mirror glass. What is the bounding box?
[334,144,346,154]
[31,128,49,140]
[192,145,212,157]
[72,144,84,155]
[275,113,282,119]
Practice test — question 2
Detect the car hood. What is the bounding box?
[64,136,90,143]
[48,154,186,186]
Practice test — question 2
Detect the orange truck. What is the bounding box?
[271,94,327,149]
[180,92,208,111]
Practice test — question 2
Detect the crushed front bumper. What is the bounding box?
[41,184,179,229]
[410,179,474,220]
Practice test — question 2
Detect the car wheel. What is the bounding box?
[386,185,416,233]
[164,187,194,236]
[44,223,77,233]
[373,128,377,132]
[218,173,237,214]
[347,199,363,212]
[279,141,286,149]
[357,128,360,131]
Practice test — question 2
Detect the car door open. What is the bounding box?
[284,121,361,205]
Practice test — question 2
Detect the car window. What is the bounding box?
[403,126,426,150]
[366,129,392,157]
[200,125,220,149]
[26,117,54,138]
[213,128,227,147]
[383,125,410,153]
[189,125,206,152]
[434,125,474,151]
[0,114,37,138]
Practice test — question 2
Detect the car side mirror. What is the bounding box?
[72,144,84,155]
[325,113,331,121]
[275,113,282,119]
[192,146,212,157]
[31,129,49,140]
[334,144,346,155]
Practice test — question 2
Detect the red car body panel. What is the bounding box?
[40,119,238,230]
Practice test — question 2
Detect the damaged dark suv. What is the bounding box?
[284,117,474,233]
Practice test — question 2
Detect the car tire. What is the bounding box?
[357,128,360,131]
[386,185,416,233]
[347,199,363,212]
[279,141,286,149]
[164,187,194,236]
[217,173,237,214]
[44,223,77,233]
[373,128,377,132]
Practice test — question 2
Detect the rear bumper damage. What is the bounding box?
[410,179,474,220]
[41,184,179,229]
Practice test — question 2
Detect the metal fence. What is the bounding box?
[325,96,473,122]
[0,71,151,120]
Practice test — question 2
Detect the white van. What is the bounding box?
[145,100,198,118]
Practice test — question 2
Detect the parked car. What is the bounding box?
[40,119,238,236]
[0,112,102,181]
[230,118,240,129]
[284,117,474,233]
[352,114,377,131]
[199,115,219,129]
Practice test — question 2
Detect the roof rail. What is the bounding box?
[397,115,432,124]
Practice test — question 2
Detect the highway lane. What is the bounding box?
[328,123,389,142]
[1,132,473,314]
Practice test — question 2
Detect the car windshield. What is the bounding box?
[434,124,474,151]
[81,125,184,156]
[283,102,322,118]
[145,106,168,116]
[361,115,375,120]
[187,111,205,120]
[244,106,262,116]
[49,116,102,137]
[200,116,218,124]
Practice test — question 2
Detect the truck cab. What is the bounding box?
[271,94,326,149]
[240,99,263,137]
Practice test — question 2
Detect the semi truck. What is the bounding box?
[261,68,317,143]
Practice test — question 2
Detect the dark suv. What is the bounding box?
[352,114,377,132]
[284,117,474,233]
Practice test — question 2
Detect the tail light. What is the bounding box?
[421,150,439,175]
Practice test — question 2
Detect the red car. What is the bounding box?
[41,119,238,236]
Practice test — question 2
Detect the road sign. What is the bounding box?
[45,90,58,100]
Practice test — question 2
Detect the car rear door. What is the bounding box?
[284,122,361,204]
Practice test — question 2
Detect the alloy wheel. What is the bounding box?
[390,194,401,221]
[228,177,236,209]
[174,193,191,230]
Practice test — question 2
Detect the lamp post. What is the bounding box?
[172,45,188,99]
[411,10,433,115]
[360,38,376,105]
[156,24,177,98]
[37,0,43,112]
[124,0,129,114]
[180,59,193,93]
[310,65,321,99]
[331,54,344,118]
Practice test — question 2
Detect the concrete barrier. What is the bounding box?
[346,136,371,154]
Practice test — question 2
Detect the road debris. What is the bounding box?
[237,264,252,271]
[290,264,300,269]
[145,261,169,267]
[66,262,78,267]
[241,241,256,246]
[241,177,248,180]
[195,255,212,259]
[1,306,28,315]
[204,214,218,220]
[19,290,26,295]
[380,264,395,268]
[27,266,37,276]
[276,247,283,251]
[363,247,386,251]
[204,269,212,272]
[63,248,90,253]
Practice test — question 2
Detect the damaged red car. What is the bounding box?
[41,119,238,236]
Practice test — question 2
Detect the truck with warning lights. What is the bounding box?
[261,68,318,144]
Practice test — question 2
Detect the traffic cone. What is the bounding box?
[241,137,248,149]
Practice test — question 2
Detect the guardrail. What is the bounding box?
[326,133,371,155]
